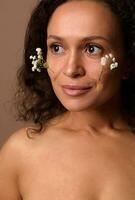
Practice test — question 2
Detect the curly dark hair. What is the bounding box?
[15,0,135,134]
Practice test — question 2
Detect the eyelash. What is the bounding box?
[84,44,103,55]
[49,43,64,54]
[48,43,103,56]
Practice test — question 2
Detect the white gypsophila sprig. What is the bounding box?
[100,53,119,70]
[29,48,45,72]
[98,53,119,82]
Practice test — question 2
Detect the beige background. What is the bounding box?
[0,0,37,147]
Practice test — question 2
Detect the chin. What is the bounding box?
[59,99,95,112]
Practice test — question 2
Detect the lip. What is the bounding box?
[61,85,91,96]
[62,85,91,90]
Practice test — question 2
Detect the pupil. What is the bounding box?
[55,45,59,52]
[89,46,94,52]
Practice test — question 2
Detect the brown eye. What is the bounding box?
[49,44,64,54]
[85,44,102,55]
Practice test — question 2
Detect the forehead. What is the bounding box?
[47,0,121,40]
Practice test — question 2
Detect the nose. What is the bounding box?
[63,51,85,78]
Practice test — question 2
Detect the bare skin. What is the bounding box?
[0,1,135,199]
[1,116,135,200]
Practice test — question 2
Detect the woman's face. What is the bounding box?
[46,0,125,111]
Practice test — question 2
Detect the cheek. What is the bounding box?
[47,57,64,80]
[85,59,103,80]
[101,71,121,97]
[86,64,101,79]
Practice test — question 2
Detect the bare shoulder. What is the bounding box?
[0,127,30,159]
[0,124,67,200]
[0,124,62,172]
[0,127,33,200]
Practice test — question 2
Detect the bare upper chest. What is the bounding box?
[19,132,135,200]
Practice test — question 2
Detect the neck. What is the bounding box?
[63,95,130,134]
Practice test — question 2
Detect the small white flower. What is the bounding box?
[32,66,36,71]
[30,55,33,59]
[38,55,42,59]
[115,62,118,68]
[112,57,116,62]
[30,47,46,72]
[101,53,119,71]
[105,55,109,59]
[32,61,35,65]
[101,57,107,66]
[109,53,113,58]
[36,48,42,53]
[110,62,118,70]
[35,60,38,65]
[37,68,41,72]
[110,63,115,70]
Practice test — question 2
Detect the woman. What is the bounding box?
[1,0,135,199]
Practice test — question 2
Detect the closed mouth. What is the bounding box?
[62,85,91,90]
[61,85,92,96]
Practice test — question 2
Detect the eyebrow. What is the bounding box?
[47,34,112,44]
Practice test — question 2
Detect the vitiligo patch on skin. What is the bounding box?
[100,53,119,70]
